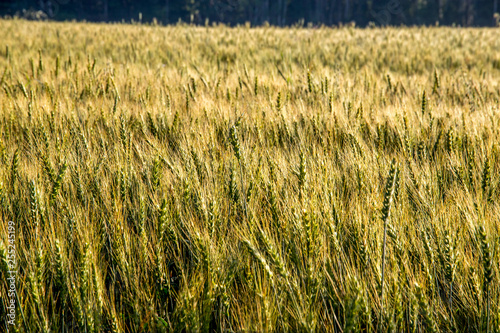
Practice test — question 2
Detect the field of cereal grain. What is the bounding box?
[0,19,500,332]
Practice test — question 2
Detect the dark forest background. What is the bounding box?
[1,0,499,27]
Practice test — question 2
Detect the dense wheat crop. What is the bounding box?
[0,19,500,332]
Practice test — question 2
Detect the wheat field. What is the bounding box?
[0,19,500,332]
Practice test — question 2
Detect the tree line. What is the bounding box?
[2,0,500,27]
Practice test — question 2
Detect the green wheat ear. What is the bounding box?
[415,282,438,333]
[478,225,493,286]
[381,160,399,222]
[10,148,19,188]
[432,69,440,94]
[229,125,242,162]
[151,157,161,191]
[258,228,289,282]
[421,90,427,115]
[307,69,313,93]
[29,180,39,228]
[481,156,492,203]
[276,91,282,112]
[38,49,44,73]
[243,238,275,286]
[55,55,60,78]
[379,158,399,326]
[479,225,493,333]
[329,92,334,113]
[386,74,392,92]
[50,161,68,204]
[442,229,457,316]
[296,151,306,200]
[53,239,67,305]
